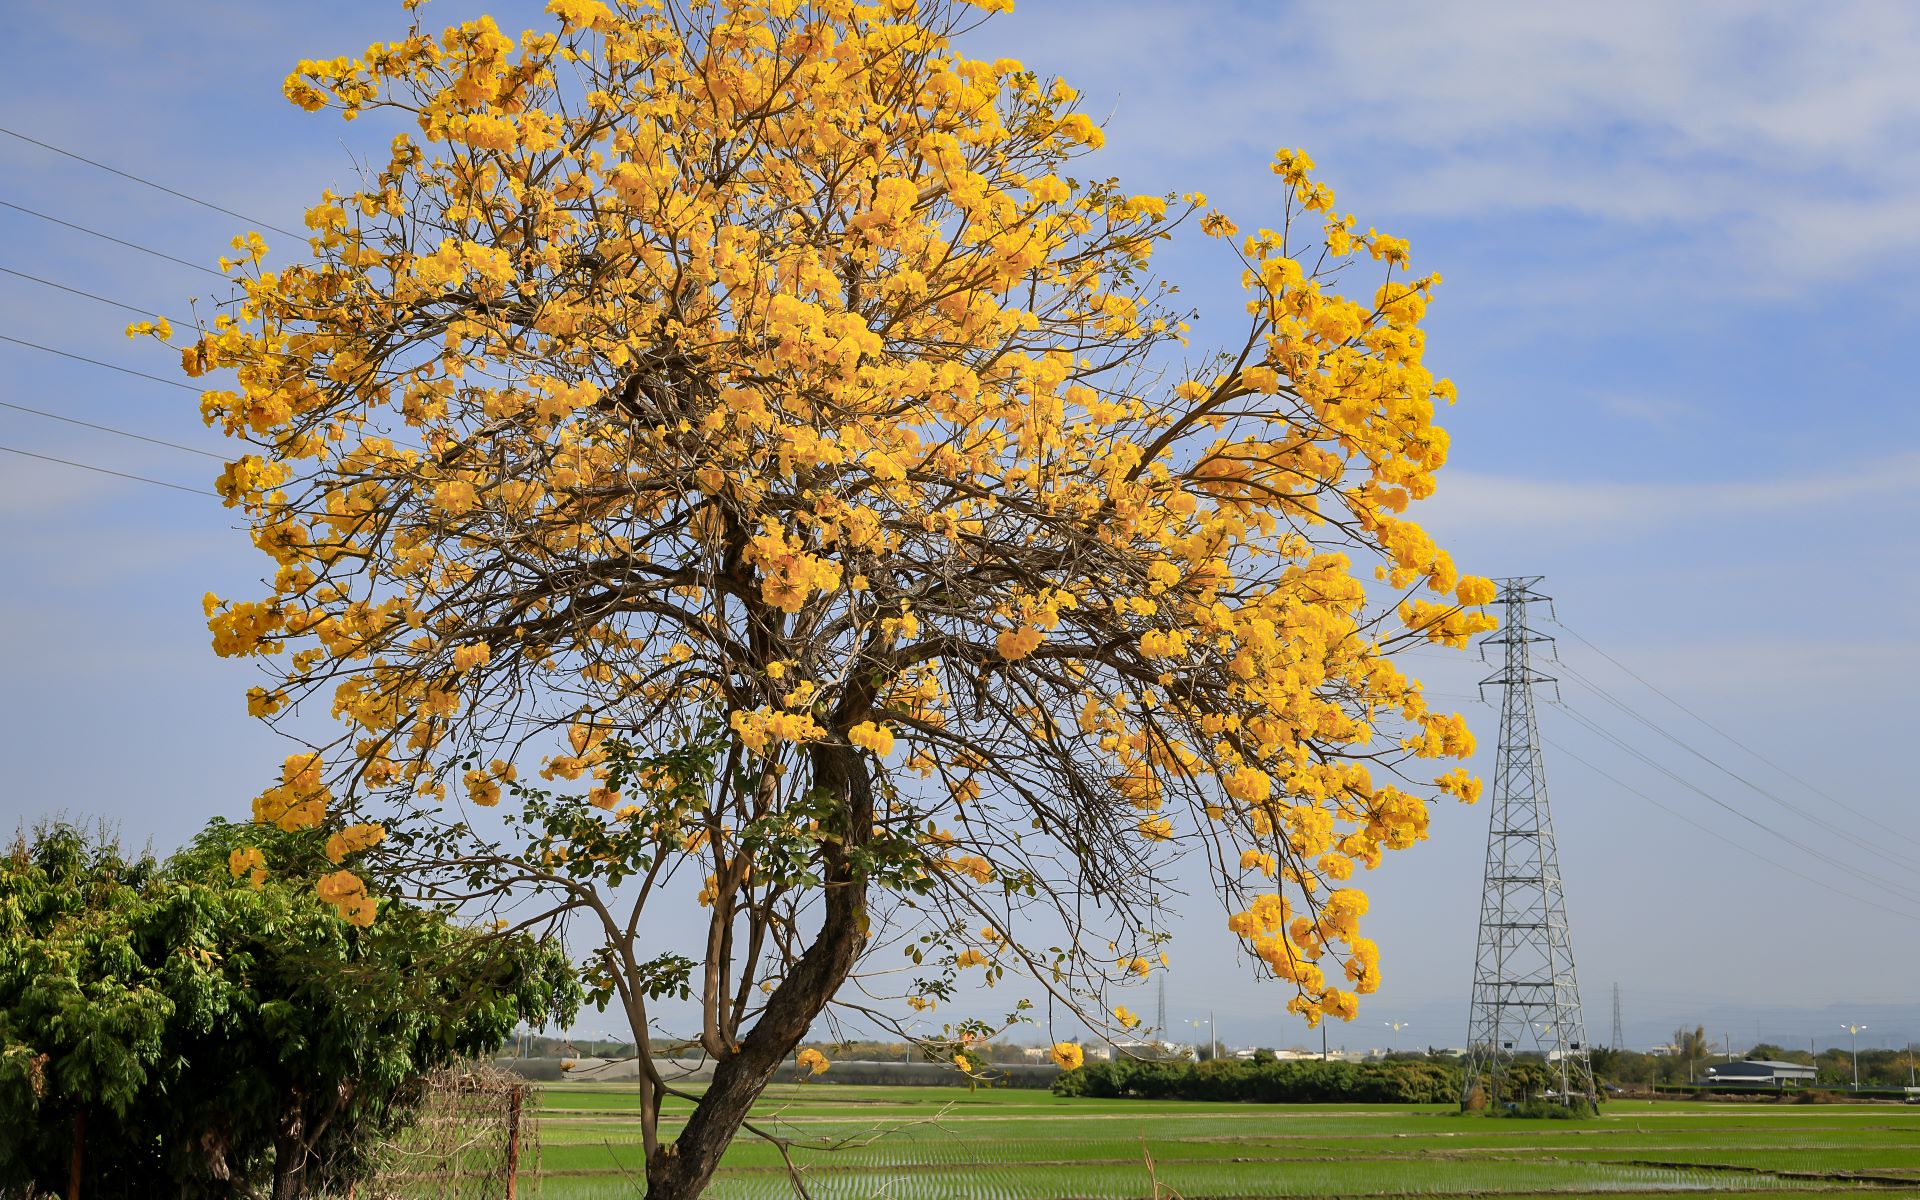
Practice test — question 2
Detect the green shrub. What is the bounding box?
[1495,1096,1589,1119]
[1052,1057,1461,1103]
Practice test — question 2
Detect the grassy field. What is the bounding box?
[529,1083,1920,1199]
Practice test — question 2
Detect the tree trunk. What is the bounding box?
[643,743,873,1200]
[272,1095,308,1200]
[66,1109,83,1200]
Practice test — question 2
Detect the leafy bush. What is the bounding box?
[0,821,578,1198]
[1053,1057,1460,1103]
[1495,1096,1588,1119]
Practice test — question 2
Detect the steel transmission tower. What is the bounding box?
[1461,578,1597,1110]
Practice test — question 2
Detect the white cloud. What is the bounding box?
[987,0,1920,291]
[1593,391,1699,429]
[1417,448,1920,533]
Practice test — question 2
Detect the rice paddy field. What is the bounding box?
[532,1084,1920,1199]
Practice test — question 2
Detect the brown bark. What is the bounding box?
[271,1094,307,1200]
[643,743,873,1200]
[66,1109,83,1200]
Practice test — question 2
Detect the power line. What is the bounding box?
[1,334,431,461]
[1552,695,1920,904]
[0,124,303,240]
[1553,657,1920,881]
[1550,697,1920,908]
[1554,618,1920,852]
[0,400,224,459]
[0,199,228,278]
[0,265,204,331]
[0,442,213,496]
[0,332,198,391]
[1544,730,1920,923]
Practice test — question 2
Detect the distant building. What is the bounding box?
[1109,1039,1183,1061]
[1703,1060,1817,1087]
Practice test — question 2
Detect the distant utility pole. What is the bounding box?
[1155,975,1168,1045]
[1187,1014,1218,1060]
[1461,578,1597,1111]
[1843,1023,1866,1090]
[1611,984,1623,1050]
[1724,1032,1732,1063]
[1385,1021,1410,1056]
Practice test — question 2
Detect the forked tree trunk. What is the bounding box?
[643,744,873,1199]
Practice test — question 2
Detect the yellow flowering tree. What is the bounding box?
[178,0,1493,1193]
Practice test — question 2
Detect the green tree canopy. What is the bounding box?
[0,820,578,1198]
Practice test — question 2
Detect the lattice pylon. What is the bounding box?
[1460,577,1597,1110]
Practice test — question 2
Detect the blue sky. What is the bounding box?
[2,0,1917,1054]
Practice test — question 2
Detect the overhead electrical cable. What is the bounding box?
[1553,618,1920,852]
[1,332,430,460]
[1549,698,1920,908]
[1544,732,1920,923]
[0,199,228,278]
[0,332,198,391]
[0,399,224,459]
[1553,657,1920,880]
[0,442,213,496]
[0,265,205,331]
[0,124,304,239]
[1552,694,1920,904]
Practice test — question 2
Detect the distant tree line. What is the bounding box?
[1588,1025,1920,1089]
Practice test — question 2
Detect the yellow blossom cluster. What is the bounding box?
[730,707,826,755]
[316,869,377,926]
[847,720,895,756]
[746,522,844,614]
[1222,886,1379,1024]
[227,846,267,888]
[325,821,387,863]
[254,753,330,831]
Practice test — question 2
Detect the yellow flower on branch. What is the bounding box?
[847,721,895,756]
[316,869,376,926]
[325,822,386,863]
[228,846,267,888]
